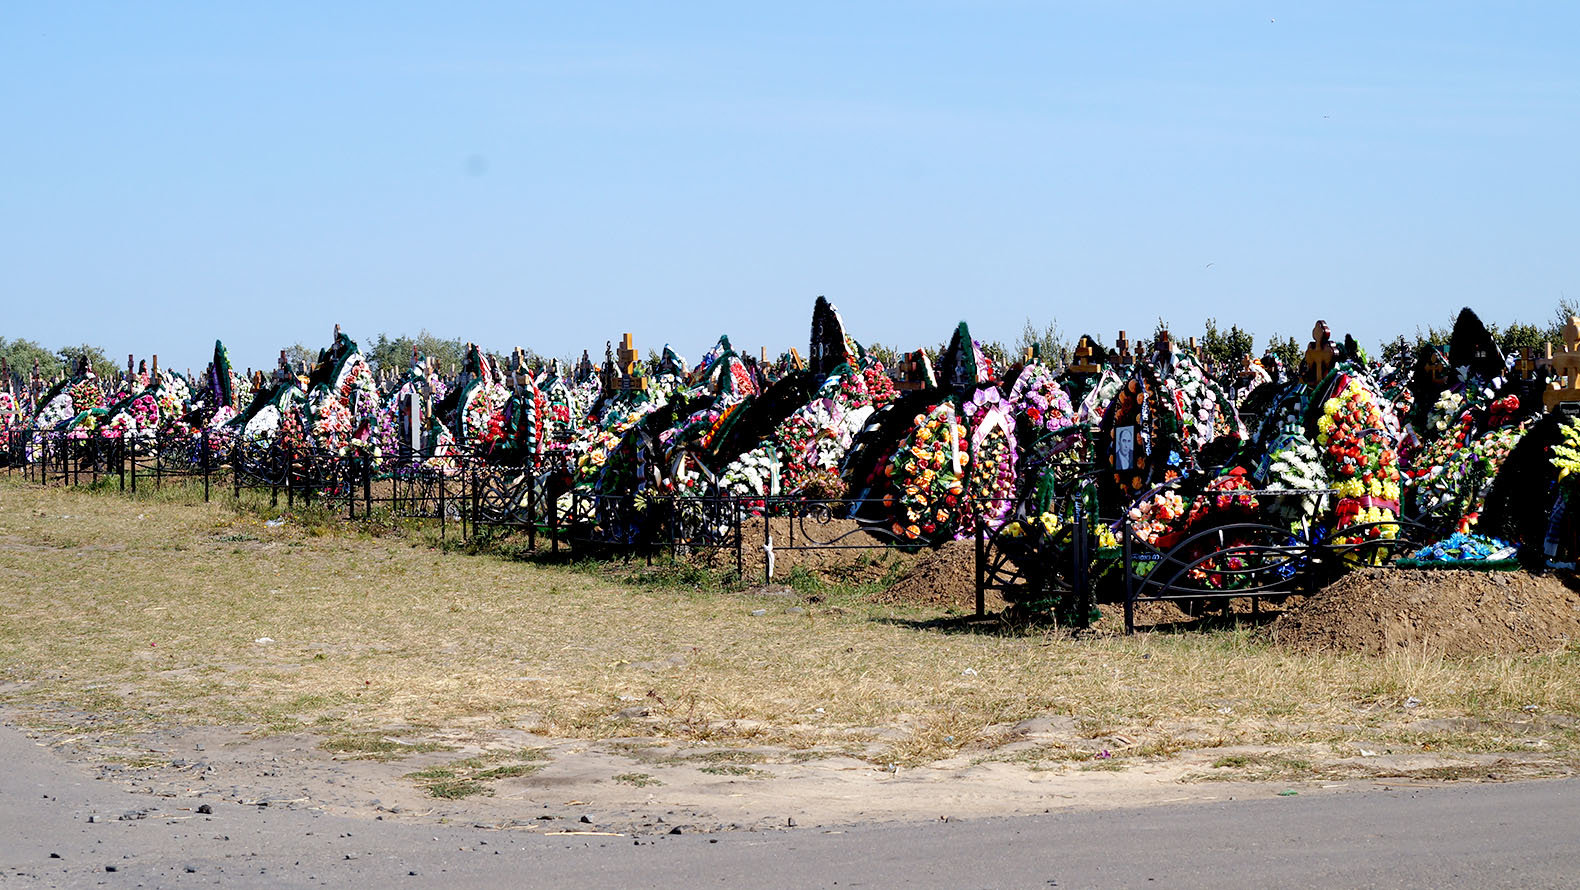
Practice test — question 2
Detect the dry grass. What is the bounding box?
[2,478,1580,773]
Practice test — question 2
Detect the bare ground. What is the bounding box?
[4,478,1580,835]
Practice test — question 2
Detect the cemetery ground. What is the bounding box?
[2,480,1580,836]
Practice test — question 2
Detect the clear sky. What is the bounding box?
[3,2,1576,373]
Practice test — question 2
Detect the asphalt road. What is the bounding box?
[2,723,1574,889]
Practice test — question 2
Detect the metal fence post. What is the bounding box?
[734,498,743,579]
[974,513,986,618]
[201,427,211,503]
[1074,500,1091,629]
[1122,518,1135,635]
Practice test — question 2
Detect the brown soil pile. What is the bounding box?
[870,539,999,610]
[1268,568,1580,656]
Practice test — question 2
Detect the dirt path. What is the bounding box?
[10,705,1573,841]
[7,719,1580,889]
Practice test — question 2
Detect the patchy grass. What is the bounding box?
[405,748,549,798]
[3,478,1580,778]
[699,765,771,778]
[613,772,662,787]
[321,733,456,761]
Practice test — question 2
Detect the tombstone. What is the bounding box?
[1300,320,1339,384]
[1543,317,1580,412]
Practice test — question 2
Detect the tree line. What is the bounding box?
[7,299,1579,391]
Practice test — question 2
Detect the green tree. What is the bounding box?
[1265,333,1301,370]
[56,343,117,380]
[0,337,63,388]
[281,343,315,373]
[1012,317,1069,365]
[1548,297,1580,344]
[1379,335,1414,370]
[1200,317,1254,368]
[863,341,901,368]
[1498,322,1546,354]
[978,340,1012,375]
[365,330,468,375]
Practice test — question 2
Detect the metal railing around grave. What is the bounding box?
[0,429,1473,634]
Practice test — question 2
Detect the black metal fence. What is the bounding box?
[1,427,1456,633]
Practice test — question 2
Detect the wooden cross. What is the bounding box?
[787,347,804,370]
[1423,348,1450,386]
[1543,317,1580,411]
[1069,336,1100,374]
[1115,331,1132,367]
[617,333,646,391]
[1300,320,1338,384]
[1514,346,1539,380]
[894,349,934,391]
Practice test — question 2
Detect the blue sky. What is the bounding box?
[3,2,1576,373]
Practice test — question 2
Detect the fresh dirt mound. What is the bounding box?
[870,539,999,610]
[1268,568,1580,656]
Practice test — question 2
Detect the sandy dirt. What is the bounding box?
[1269,568,1580,655]
[9,705,1573,840]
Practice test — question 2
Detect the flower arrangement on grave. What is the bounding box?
[1413,422,1529,532]
[102,392,161,443]
[882,402,969,541]
[572,401,662,486]
[860,364,898,408]
[1425,389,1465,438]
[34,391,76,430]
[957,388,1017,536]
[68,379,104,413]
[1167,468,1265,588]
[1008,362,1077,436]
[151,373,192,432]
[718,444,778,509]
[244,405,282,442]
[1078,369,1125,426]
[769,387,873,497]
[1553,418,1580,480]
[1160,353,1243,456]
[64,408,109,440]
[459,380,510,448]
[309,392,356,453]
[331,351,379,419]
[207,405,237,429]
[1103,375,1171,497]
[1182,469,1260,532]
[1407,532,1515,566]
[1260,434,1331,524]
[508,379,548,459]
[1125,487,1187,547]
[1316,375,1401,548]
